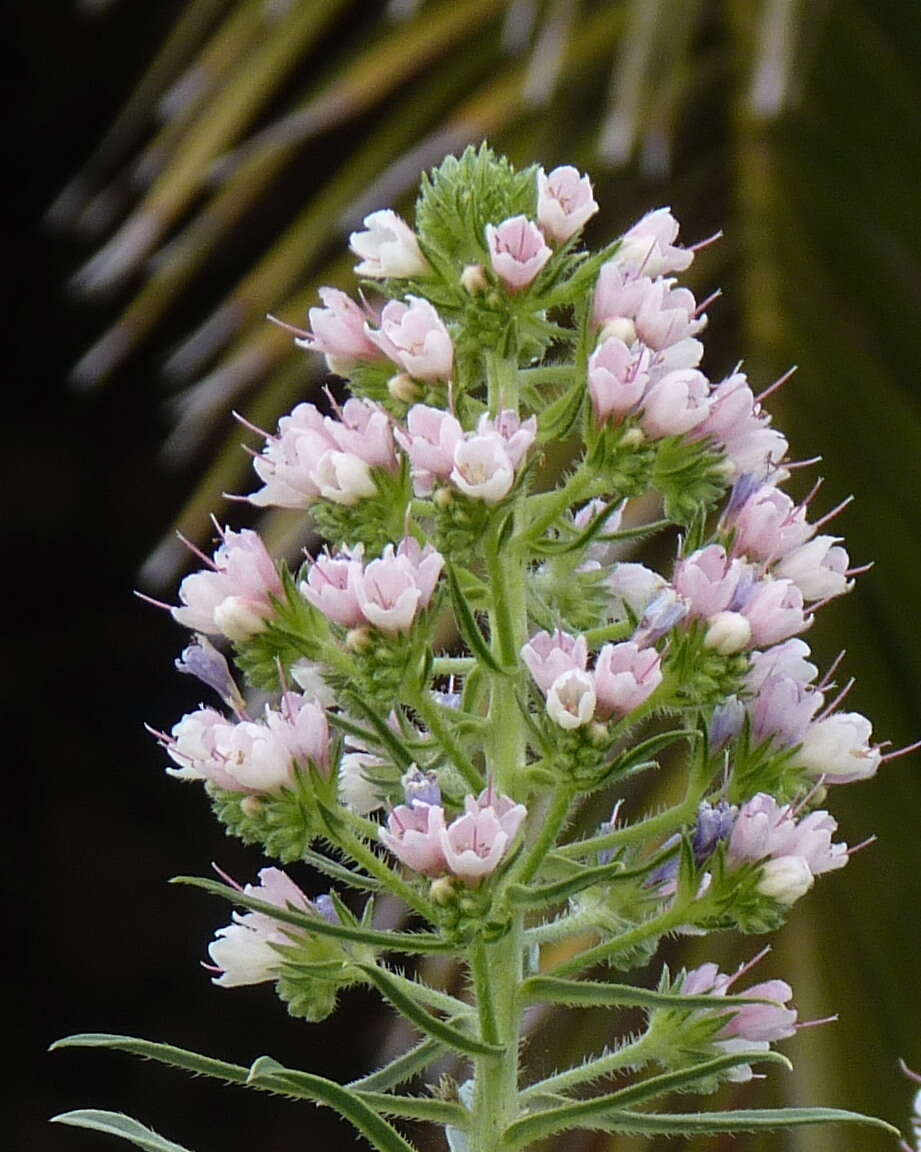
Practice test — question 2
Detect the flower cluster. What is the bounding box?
[92,147,910,1151]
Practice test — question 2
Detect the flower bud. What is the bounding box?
[599,316,637,345]
[388,372,421,403]
[460,263,488,295]
[757,855,814,905]
[704,610,752,655]
[349,209,431,278]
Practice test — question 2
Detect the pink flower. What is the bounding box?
[476,410,538,469]
[607,563,668,624]
[749,676,824,746]
[740,578,812,646]
[464,788,528,842]
[324,398,396,471]
[634,280,706,351]
[617,208,694,278]
[450,436,515,503]
[295,288,382,369]
[774,536,852,601]
[249,403,331,508]
[486,215,552,292]
[352,538,443,633]
[211,716,295,793]
[173,527,282,642]
[537,165,599,243]
[268,692,331,777]
[746,639,818,691]
[521,629,588,693]
[395,405,464,495]
[588,337,649,423]
[349,209,431,278]
[164,708,241,791]
[720,980,798,1043]
[310,451,378,506]
[698,372,788,479]
[369,297,454,380]
[796,712,882,783]
[728,792,847,898]
[593,264,654,329]
[300,549,365,628]
[729,484,814,561]
[208,867,313,987]
[379,803,448,876]
[546,668,597,729]
[640,368,712,438]
[440,799,525,883]
[593,641,662,718]
[674,545,745,617]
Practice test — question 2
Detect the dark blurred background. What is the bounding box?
[15,2,921,1150]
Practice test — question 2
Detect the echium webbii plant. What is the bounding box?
[54,146,916,1152]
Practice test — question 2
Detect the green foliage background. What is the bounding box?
[53,1,921,1148]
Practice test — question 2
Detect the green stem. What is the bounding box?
[469,917,523,1152]
[523,1036,650,1098]
[550,904,690,979]
[432,656,476,676]
[524,906,599,947]
[411,688,483,791]
[503,787,573,892]
[524,467,603,542]
[485,347,520,412]
[333,812,437,921]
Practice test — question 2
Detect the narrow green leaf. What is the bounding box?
[348,1037,444,1092]
[555,1106,901,1139]
[51,1111,194,1152]
[340,694,417,769]
[51,1034,247,1084]
[536,376,586,444]
[520,975,785,1012]
[507,841,679,907]
[246,1057,420,1152]
[505,1052,792,1146]
[608,727,699,776]
[446,564,507,674]
[349,1091,466,1126]
[302,847,382,893]
[173,876,455,953]
[357,965,503,1058]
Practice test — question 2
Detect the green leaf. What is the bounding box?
[246,1057,420,1152]
[357,964,502,1058]
[551,1107,901,1139]
[173,876,455,954]
[338,694,417,769]
[520,976,786,1012]
[505,1052,793,1146]
[507,841,680,907]
[302,847,382,892]
[51,1033,247,1084]
[348,1037,445,1092]
[605,727,699,779]
[446,563,507,674]
[51,1111,195,1152]
[536,376,586,444]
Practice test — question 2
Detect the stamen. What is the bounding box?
[267,312,310,340]
[818,677,856,719]
[755,365,798,405]
[811,494,854,531]
[176,530,217,569]
[134,589,174,612]
[880,738,921,764]
[695,288,722,316]
[845,835,877,857]
[211,862,243,891]
[689,228,723,253]
[899,1059,921,1087]
[796,1014,838,1030]
[818,650,846,692]
[232,409,275,441]
[725,945,771,988]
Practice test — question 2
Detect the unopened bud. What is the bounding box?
[757,855,813,905]
[588,720,610,745]
[620,427,646,448]
[430,876,457,905]
[241,795,263,819]
[346,626,373,651]
[212,596,269,643]
[460,263,488,295]
[433,487,454,509]
[704,610,752,655]
[387,372,420,403]
[600,317,637,346]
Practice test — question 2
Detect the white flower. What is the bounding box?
[349,209,430,278]
[797,712,882,782]
[546,669,596,730]
[450,436,515,503]
[310,450,378,505]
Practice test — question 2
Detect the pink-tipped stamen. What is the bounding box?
[725,945,772,988]
[267,312,309,340]
[783,455,823,472]
[689,228,723,253]
[176,530,218,569]
[201,962,224,974]
[211,862,243,891]
[811,494,855,532]
[791,775,827,818]
[818,677,856,720]
[880,737,921,764]
[818,650,847,692]
[796,1014,838,1031]
[845,561,874,578]
[232,409,275,441]
[755,365,798,405]
[695,287,722,316]
[899,1059,921,1086]
[134,589,174,612]
[845,835,877,857]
